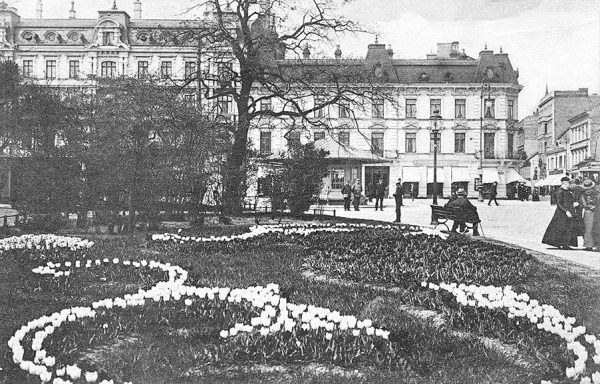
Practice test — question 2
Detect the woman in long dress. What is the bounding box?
[542,177,577,249]
[581,179,598,250]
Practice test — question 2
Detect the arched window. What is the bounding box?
[101,61,117,77]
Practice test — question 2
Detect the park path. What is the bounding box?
[321,198,600,271]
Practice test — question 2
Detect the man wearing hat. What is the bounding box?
[581,179,599,250]
[445,188,480,236]
[542,176,578,249]
[393,178,404,222]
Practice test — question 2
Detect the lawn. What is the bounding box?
[1,217,600,384]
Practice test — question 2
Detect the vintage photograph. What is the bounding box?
[0,0,599,383]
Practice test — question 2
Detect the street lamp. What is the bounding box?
[430,107,442,212]
[478,79,492,202]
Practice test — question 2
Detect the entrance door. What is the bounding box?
[365,166,390,197]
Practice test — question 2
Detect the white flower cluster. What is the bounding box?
[0,234,94,253]
[422,281,600,383]
[150,222,443,245]
[9,256,185,383]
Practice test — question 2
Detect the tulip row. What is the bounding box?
[0,234,94,253]
[423,281,600,383]
[150,222,443,246]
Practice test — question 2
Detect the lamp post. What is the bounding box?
[478,79,492,202]
[430,107,442,215]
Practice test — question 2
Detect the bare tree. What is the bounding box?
[171,0,392,214]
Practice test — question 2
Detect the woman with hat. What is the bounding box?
[581,179,599,250]
[542,176,578,249]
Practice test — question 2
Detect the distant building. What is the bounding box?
[565,104,600,181]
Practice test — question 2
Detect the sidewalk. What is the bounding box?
[317,198,600,270]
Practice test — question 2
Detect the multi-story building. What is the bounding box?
[251,41,523,199]
[1,1,524,202]
[564,104,600,181]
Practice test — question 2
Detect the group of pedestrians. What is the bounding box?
[341,177,404,222]
[542,177,600,250]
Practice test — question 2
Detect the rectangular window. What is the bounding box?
[217,62,233,87]
[454,132,466,153]
[430,99,441,116]
[260,99,272,111]
[508,132,514,158]
[137,61,148,79]
[161,61,172,79]
[372,98,384,118]
[103,32,115,46]
[338,131,350,146]
[184,61,196,80]
[339,101,351,118]
[406,99,417,118]
[544,122,548,134]
[330,169,345,189]
[45,60,56,79]
[455,99,466,119]
[371,132,384,156]
[484,132,495,159]
[405,132,416,153]
[22,60,33,78]
[288,131,301,147]
[100,61,116,77]
[507,99,514,120]
[314,97,327,118]
[260,131,271,155]
[217,97,230,115]
[484,99,495,119]
[314,131,325,141]
[68,60,79,79]
[430,132,441,153]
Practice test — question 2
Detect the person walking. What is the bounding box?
[366,180,375,203]
[542,176,578,250]
[393,179,403,222]
[488,181,499,206]
[581,179,598,250]
[374,179,386,211]
[352,179,362,211]
[341,181,352,211]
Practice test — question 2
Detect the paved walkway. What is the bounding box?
[319,198,600,270]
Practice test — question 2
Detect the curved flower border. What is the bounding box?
[6,224,599,384]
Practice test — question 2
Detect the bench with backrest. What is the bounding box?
[430,205,482,234]
[312,205,337,217]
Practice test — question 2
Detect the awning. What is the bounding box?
[546,174,566,186]
[505,168,527,184]
[451,167,470,182]
[427,168,447,183]
[402,167,422,183]
[482,168,500,183]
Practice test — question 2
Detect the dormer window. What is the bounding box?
[22,31,35,42]
[103,32,115,45]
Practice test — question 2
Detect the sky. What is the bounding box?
[6,0,600,117]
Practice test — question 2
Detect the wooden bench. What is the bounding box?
[430,205,483,235]
[313,205,336,217]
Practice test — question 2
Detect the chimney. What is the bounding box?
[36,0,42,19]
[133,0,142,18]
[387,44,394,59]
[69,1,76,19]
[334,45,342,59]
[302,44,310,59]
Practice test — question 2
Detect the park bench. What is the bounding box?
[430,205,484,236]
[312,205,337,217]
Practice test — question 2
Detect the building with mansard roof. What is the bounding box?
[1,1,526,203]
[251,41,524,200]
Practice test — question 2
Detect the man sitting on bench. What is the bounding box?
[444,188,481,236]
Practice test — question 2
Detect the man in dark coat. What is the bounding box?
[352,179,362,211]
[445,188,465,233]
[341,181,352,211]
[445,188,480,235]
[542,176,577,249]
[488,182,499,206]
[366,180,375,202]
[393,178,403,222]
[571,178,586,239]
[374,179,386,211]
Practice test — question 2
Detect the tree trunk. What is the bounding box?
[222,113,250,216]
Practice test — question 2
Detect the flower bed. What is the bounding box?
[7,225,600,384]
